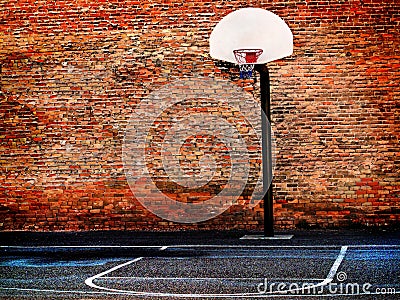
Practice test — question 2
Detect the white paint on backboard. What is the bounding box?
[210,8,293,64]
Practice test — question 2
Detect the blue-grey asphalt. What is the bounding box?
[0,229,399,299]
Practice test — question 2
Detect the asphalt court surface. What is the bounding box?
[0,230,399,299]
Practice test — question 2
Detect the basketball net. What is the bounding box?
[233,49,263,79]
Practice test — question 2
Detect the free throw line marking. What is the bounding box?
[100,276,326,281]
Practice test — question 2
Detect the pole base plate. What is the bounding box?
[240,234,294,240]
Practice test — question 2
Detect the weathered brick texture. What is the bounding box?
[1,0,399,230]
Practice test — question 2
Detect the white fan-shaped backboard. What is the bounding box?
[210,8,293,64]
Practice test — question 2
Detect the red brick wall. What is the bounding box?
[1,0,399,230]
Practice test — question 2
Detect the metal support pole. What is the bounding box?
[256,65,274,237]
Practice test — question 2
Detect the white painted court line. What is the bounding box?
[0,245,164,249]
[2,286,398,298]
[326,246,347,281]
[167,244,400,249]
[85,257,143,292]
[2,244,399,249]
[83,245,351,297]
[0,286,134,296]
[100,276,326,281]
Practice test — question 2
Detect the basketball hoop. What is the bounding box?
[233,49,263,79]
